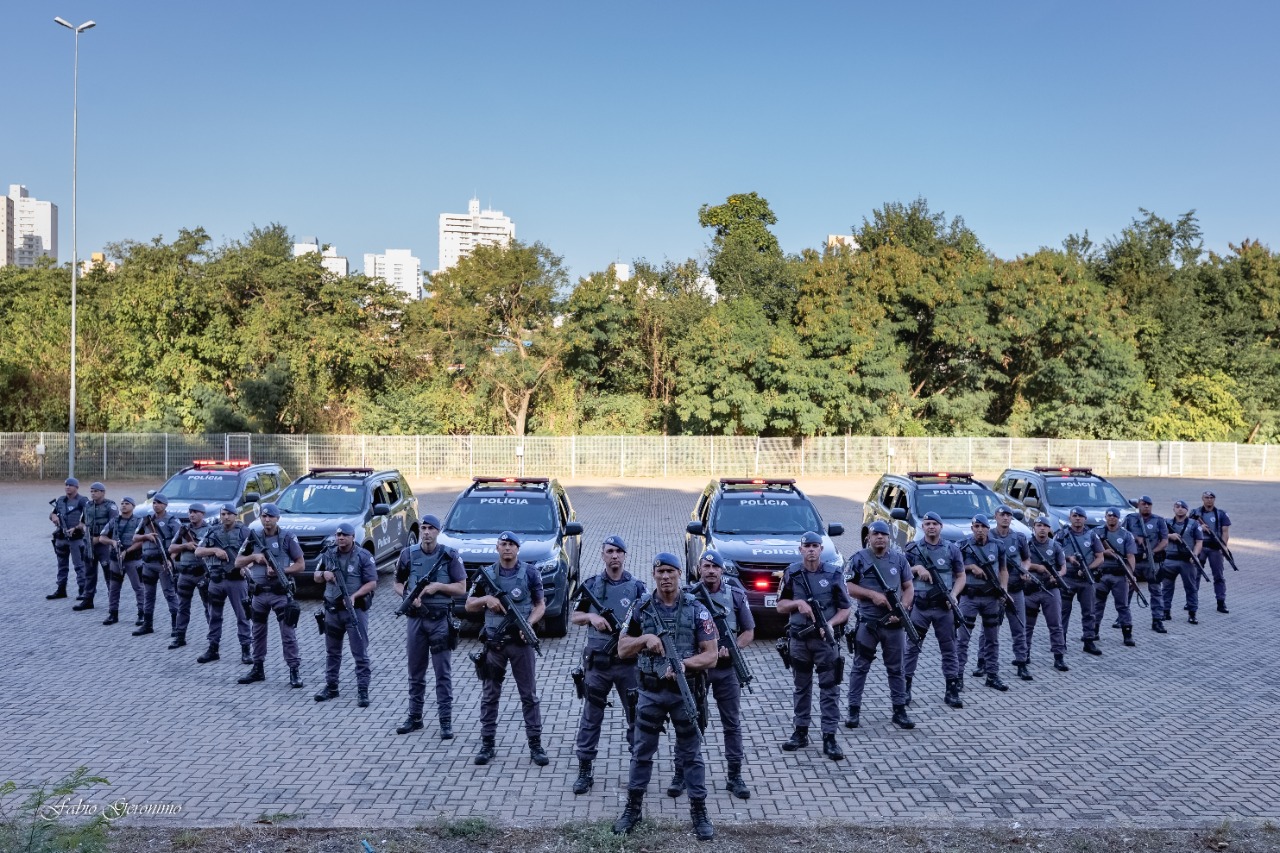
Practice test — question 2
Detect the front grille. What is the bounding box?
[298,537,328,560]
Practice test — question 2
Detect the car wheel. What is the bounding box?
[542,599,569,638]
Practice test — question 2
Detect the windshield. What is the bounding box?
[277,482,365,515]
[713,496,823,535]
[915,487,1006,520]
[445,496,557,535]
[1044,479,1127,509]
[160,472,240,502]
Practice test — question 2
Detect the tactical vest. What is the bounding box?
[324,546,365,603]
[586,572,644,652]
[246,529,297,591]
[84,499,116,537]
[1026,538,1060,589]
[854,549,907,618]
[962,537,1003,594]
[784,563,843,630]
[1098,527,1132,571]
[141,515,180,561]
[407,544,459,607]
[1056,528,1098,575]
[203,523,249,577]
[635,594,700,679]
[695,582,738,637]
[177,521,209,570]
[908,539,956,604]
[990,529,1027,586]
[1192,508,1226,548]
[54,495,88,531]
[1167,518,1199,561]
[481,563,534,634]
[110,516,142,553]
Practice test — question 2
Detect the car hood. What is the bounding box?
[935,518,1034,542]
[709,534,840,567]
[1043,507,1128,530]
[437,532,559,565]
[134,498,209,522]
[272,513,363,535]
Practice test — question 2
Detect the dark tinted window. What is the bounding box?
[161,471,241,502]
[446,495,556,534]
[1044,479,1126,508]
[713,495,822,534]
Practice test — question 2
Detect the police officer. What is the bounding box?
[235,503,305,689]
[984,506,1032,680]
[612,553,718,840]
[1163,500,1206,624]
[1055,507,1105,656]
[167,503,211,649]
[903,512,965,709]
[1095,508,1139,648]
[956,515,1010,691]
[313,523,378,707]
[101,497,145,627]
[776,531,851,760]
[1124,495,1169,595]
[193,504,253,664]
[47,477,89,601]
[1023,516,1070,673]
[845,520,916,728]
[1190,491,1232,614]
[77,482,118,612]
[680,548,754,800]
[570,534,645,795]
[394,514,466,738]
[132,495,181,637]
[466,531,547,766]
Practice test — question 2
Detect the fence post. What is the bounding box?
[164,433,169,475]
[927,436,932,470]
[663,435,668,479]
[304,434,310,472]
[1263,443,1268,477]
[967,437,972,471]
[1137,442,1142,476]
[469,436,474,480]
[571,435,576,479]
[710,436,715,477]
[800,437,805,476]
[415,435,421,478]
[844,434,849,476]
[1234,442,1239,476]
[620,436,625,478]
[102,433,107,480]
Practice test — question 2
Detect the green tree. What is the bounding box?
[698,192,798,321]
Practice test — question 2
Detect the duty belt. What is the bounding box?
[1100,566,1126,577]
[177,565,206,576]
[638,672,684,692]
[410,604,451,620]
[962,587,999,598]
[585,649,622,667]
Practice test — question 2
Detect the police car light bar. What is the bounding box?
[1033,466,1094,475]
[907,471,974,480]
[719,478,797,486]
[192,459,252,469]
[307,467,374,476]
[472,476,550,485]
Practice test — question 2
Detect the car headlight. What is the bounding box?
[534,558,560,574]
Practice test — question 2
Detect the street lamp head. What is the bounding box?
[54,16,75,29]
[78,21,96,32]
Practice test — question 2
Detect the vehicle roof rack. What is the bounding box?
[907,471,975,482]
[472,476,550,487]
[719,478,797,488]
[306,467,374,477]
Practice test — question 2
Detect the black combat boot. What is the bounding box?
[690,797,715,841]
[240,643,252,665]
[572,759,594,795]
[135,610,145,627]
[944,678,964,708]
[314,683,340,702]
[196,644,220,663]
[168,633,186,649]
[985,674,1009,691]
[1053,654,1070,672]
[396,715,423,735]
[289,667,304,688]
[47,585,68,600]
[1122,627,1136,647]
[822,733,844,761]
[132,618,154,636]
[1015,662,1033,681]
[892,704,916,729]
[844,705,860,729]
[1162,610,1172,621]
[1217,600,1229,614]
[439,717,454,740]
[1188,611,1198,624]
[1083,639,1103,656]
[1112,618,1121,629]
[474,736,496,766]
[724,762,750,799]
[238,662,265,683]
[1151,619,1167,634]
[956,675,965,691]
[666,767,686,797]
[357,687,369,708]
[612,789,644,835]
[102,610,119,626]
[904,676,913,707]
[781,727,809,751]
[72,596,94,611]
[528,735,548,766]
[972,659,985,678]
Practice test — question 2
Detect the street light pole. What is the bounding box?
[54,16,95,479]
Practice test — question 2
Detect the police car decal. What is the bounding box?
[739,499,789,506]
[480,498,528,504]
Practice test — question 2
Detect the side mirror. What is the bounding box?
[146,489,157,498]
[565,522,584,536]
[242,492,261,505]
[1023,496,1040,509]
[372,503,390,517]
[686,521,704,536]
[1129,498,1139,508]
[827,522,844,537]
[890,507,907,521]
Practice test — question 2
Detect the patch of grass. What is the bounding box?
[254,810,306,825]
[0,767,111,853]
[170,829,204,850]
[566,818,649,853]
[1204,819,1232,850]
[1261,819,1275,832]
[436,815,496,841]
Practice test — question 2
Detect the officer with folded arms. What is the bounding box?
[1163,500,1206,624]
[569,534,645,795]
[235,503,306,689]
[193,504,253,664]
[47,477,89,601]
[903,512,966,709]
[167,503,211,650]
[77,482,118,612]
[313,523,378,707]
[1023,516,1070,673]
[102,497,145,627]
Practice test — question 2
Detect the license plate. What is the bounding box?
[764,594,778,608]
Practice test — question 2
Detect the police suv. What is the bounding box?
[862,471,1032,547]
[264,467,419,595]
[684,478,844,617]
[140,460,290,523]
[992,467,1134,530]
[438,477,583,638]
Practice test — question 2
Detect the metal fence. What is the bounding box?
[2,433,1276,482]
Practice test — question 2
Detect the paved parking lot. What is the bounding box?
[2,475,1277,829]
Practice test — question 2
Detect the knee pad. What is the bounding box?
[673,716,699,739]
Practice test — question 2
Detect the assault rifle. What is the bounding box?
[1098,539,1149,608]
[861,557,922,646]
[144,514,178,581]
[908,543,971,643]
[395,548,453,617]
[575,579,622,657]
[657,627,708,761]
[794,567,846,684]
[961,541,1025,631]
[690,581,753,692]
[1187,548,1212,584]
[1198,524,1240,572]
[1026,539,1063,591]
[477,564,542,656]
[320,546,368,645]
[1059,528,1099,585]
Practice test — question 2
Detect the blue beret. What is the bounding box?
[868,520,891,535]
[994,506,1013,516]
[602,534,627,552]
[151,493,169,505]
[421,514,442,530]
[335,522,356,536]
[64,477,79,487]
[259,502,280,517]
[188,503,207,514]
[497,530,520,546]
[1034,515,1052,527]
[699,548,725,568]
[800,531,824,545]
[653,552,682,570]
[220,503,237,514]
[1104,507,1120,518]
[922,511,943,524]
[1069,506,1086,517]
[1138,495,1153,505]
[1173,499,1188,509]
[120,496,136,506]
[90,481,106,492]
[971,514,990,528]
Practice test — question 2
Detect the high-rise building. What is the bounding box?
[437,197,515,273]
[364,249,422,299]
[292,236,350,277]
[0,195,13,267]
[5,185,58,267]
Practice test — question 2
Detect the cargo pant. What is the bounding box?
[53,536,88,594]
[140,561,180,629]
[83,541,112,600]
[107,557,144,618]
[1023,584,1066,656]
[1094,570,1132,628]
[478,639,541,740]
[789,632,842,734]
[574,651,638,761]
[629,680,706,798]
[1059,572,1097,643]
[978,588,1029,665]
[904,601,961,681]
[957,592,1004,677]
[324,606,371,690]
[847,617,908,707]
[1160,559,1200,616]
[206,575,250,649]
[406,609,454,722]
[1203,547,1227,603]
[173,569,210,637]
[250,588,301,668]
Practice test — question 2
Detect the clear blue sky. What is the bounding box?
[4,1,1277,282]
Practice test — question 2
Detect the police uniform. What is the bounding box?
[196,508,253,664]
[315,538,378,706]
[571,546,645,791]
[845,544,915,727]
[102,500,145,627]
[903,534,965,708]
[777,554,851,757]
[169,508,212,649]
[134,498,182,637]
[1094,512,1139,647]
[1023,525,1070,672]
[395,536,465,736]
[1123,501,1169,585]
[957,521,1010,689]
[985,517,1032,679]
[1190,496,1232,613]
[48,479,89,600]
[1055,516,1105,655]
[470,538,547,765]
[78,484,119,610]
[236,520,305,687]
[1163,501,1206,623]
